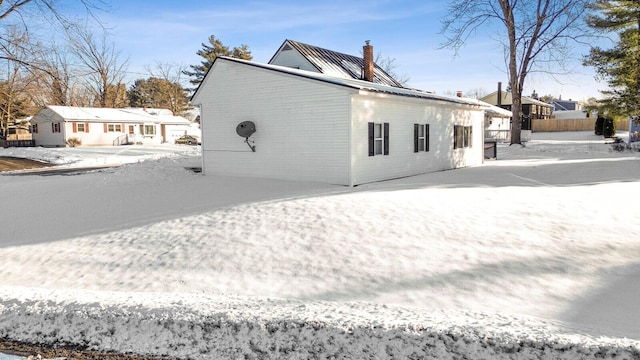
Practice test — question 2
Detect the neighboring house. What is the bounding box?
[191,54,492,186]
[483,105,513,142]
[549,99,590,119]
[125,108,201,144]
[269,39,404,87]
[4,118,32,141]
[549,99,578,111]
[481,83,554,141]
[31,106,194,147]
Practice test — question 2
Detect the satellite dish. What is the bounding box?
[236,121,256,152]
[236,121,256,138]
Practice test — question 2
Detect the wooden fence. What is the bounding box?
[532,118,630,132]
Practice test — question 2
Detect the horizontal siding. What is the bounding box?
[196,60,352,185]
[31,109,65,147]
[270,50,317,72]
[351,94,484,185]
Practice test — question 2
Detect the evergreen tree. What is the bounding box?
[583,0,640,118]
[184,35,252,87]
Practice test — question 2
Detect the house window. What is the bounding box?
[414,124,430,152]
[31,124,38,134]
[454,125,473,149]
[368,122,389,156]
[107,124,122,132]
[52,122,61,133]
[143,125,155,136]
[75,123,88,132]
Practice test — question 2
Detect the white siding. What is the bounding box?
[65,122,127,146]
[195,60,353,185]
[31,108,65,147]
[350,93,484,185]
[269,49,318,73]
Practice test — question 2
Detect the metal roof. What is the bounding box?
[211,57,486,108]
[269,39,405,88]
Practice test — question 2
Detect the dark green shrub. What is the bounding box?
[594,116,604,135]
[603,117,616,138]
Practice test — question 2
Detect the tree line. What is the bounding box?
[0,1,252,139]
[2,0,638,143]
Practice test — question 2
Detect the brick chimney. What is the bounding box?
[363,40,374,82]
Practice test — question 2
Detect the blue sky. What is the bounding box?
[89,0,605,101]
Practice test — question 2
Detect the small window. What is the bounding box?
[144,125,156,136]
[52,122,61,133]
[77,123,86,132]
[454,125,473,149]
[107,124,122,132]
[31,124,38,134]
[414,124,430,152]
[374,124,383,155]
[368,122,389,156]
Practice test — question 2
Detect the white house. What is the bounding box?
[484,105,513,142]
[191,56,490,186]
[31,106,194,147]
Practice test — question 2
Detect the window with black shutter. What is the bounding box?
[414,124,429,152]
[368,122,389,156]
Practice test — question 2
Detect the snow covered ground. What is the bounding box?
[0,133,639,359]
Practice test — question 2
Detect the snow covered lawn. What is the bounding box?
[0,134,639,359]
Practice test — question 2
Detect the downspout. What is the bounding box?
[348,95,354,187]
[197,104,205,174]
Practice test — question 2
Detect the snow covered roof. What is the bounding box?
[42,106,190,125]
[269,39,404,88]
[124,108,191,125]
[196,57,484,109]
[481,91,554,108]
[481,102,513,118]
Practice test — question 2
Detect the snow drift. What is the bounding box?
[1,133,639,359]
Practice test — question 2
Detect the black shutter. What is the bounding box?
[368,122,374,156]
[469,126,473,148]
[383,122,389,155]
[413,124,419,153]
[426,124,430,152]
[453,125,458,149]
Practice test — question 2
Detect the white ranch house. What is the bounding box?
[31,106,196,147]
[192,54,504,186]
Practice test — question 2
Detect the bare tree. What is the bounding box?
[375,53,410,86]
[0,25,40,137]
[0,0,109,73]
[441,0,591,144]
[25,44,75,107]
[68,27,129,107]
